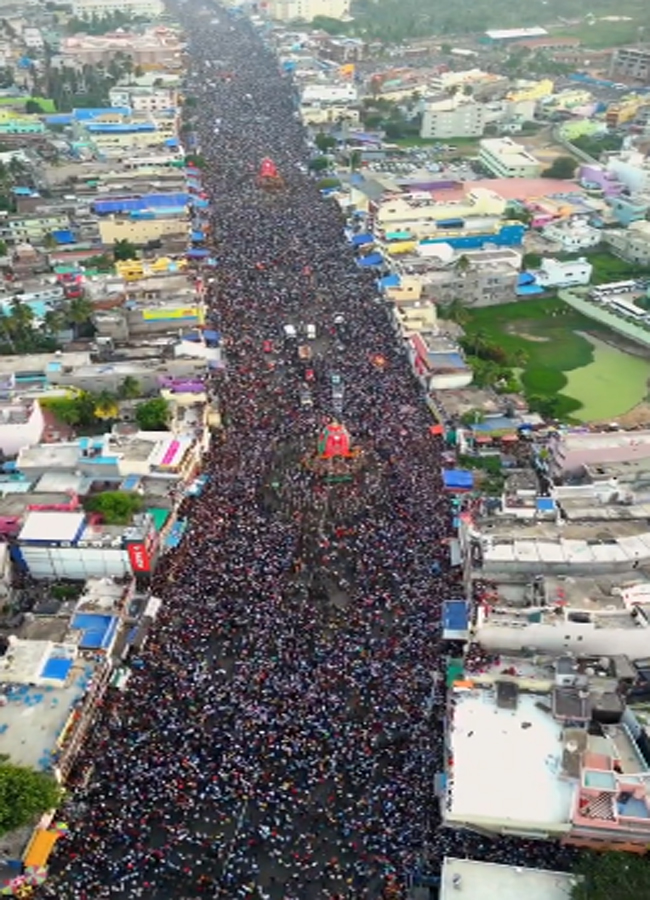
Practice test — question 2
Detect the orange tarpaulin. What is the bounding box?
[23,830,59,868]
[429,424,444,436]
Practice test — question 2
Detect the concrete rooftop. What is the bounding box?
[440,858,576,900]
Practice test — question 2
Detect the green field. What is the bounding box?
[464,298,650,421]
[564,335,650,421]
[554,18,641,49]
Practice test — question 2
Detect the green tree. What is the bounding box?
[542,155,577,179]
[117,375,141,400]
[0,239,7,256]
[135,397,169,431]
[92,390,119,421]
[315,132,336,153]
[66,296,94,331]
[571,851,650,900]
[24,99,45,114]
[84,490,143,525]
[113,239,137,261]
[443,297,469,326]
[43,232,57,250]
[0,763,61,835]
[309,156,330,172]
[460,409,485,426]
[454,254,471,276]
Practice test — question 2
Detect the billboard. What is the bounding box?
[142,307,201,321]
[128,542,151,574]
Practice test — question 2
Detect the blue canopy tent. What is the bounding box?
[378,273,401,290]
[442,600,470,640]
[350,233,373,246]
[442,469,474,492]
[357,253,384,267]
[186,248,210,259]
[191,231,205,242]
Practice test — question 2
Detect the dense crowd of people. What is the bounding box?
[38,5,578,899]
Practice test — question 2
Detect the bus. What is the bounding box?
[591,280,637,300]
[607,296,647,321]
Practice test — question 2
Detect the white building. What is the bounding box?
[541,220,601,252]
[109,86,177,112]
[534,256,592,288]
[440,858,576,900]
[72,0,163,18]
[301,83,357,105]
[268,0,350,22]
[16,510,158,579]
[479,137,542,178]
[604,220,650,267]
[420,97,486,139]
[22,27,44,50]
[0,400,44,457]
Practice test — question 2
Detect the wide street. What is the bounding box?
[37,4,578,899]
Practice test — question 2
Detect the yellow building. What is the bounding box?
[506,78,553,104]
[606,95,647,127]
[375,188,506,229]
[99,217,188,245]
[385,275,423,302]
[116,256,188,280]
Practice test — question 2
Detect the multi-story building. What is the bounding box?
[610,46,650,82]
[0,399,45,456]
[479,137,542,178]
[0,213,70,245]
[390,246,523,307]
[108,85,178,112]
[444,655,650,851]
[98,214,188,245]
[374,187,507,230]
[420,97,486,140]
[604,221,650,267]
[532,256,592,288]
[71,0,163,18]
[22,27,44,50]
[268,0,350,22]
[61,28,183,67]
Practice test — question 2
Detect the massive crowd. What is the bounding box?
[38,5,578,899]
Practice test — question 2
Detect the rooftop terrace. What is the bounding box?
[446,687,575,830]
[440,858,576,900]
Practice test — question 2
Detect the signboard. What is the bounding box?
[128,542,151,574]
[142,307,201,321]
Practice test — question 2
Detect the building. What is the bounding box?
[108,85,178,112]
[374,187,507,230]
[268,0,350,22]
[0,399,45,457]
[440,858,576,900]
[506,78,554,104]
[406,331,473,391]
[547,429,650,481]
[541,220,601,252]
[301,83,357,105]
[22,27,44,50]
[479,137,542,179]
[444,657,650,850]
[71,0,163,17]
[98,215,188,245]
[604,220,650,267]
[610,46,650,81]
[532,256,592,289]
[60,28,184,67]
[484,27,549,43]
[0,110,45,134]
[14,509,157,579]
[389,246,523,306]
[420,97,486,140]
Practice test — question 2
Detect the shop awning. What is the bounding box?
[357,252,383,267]
[350,233,373,246]
[24,830,60,868]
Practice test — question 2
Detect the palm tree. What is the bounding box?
[445,297,469,326]
[118,375,141,400]
[66,296,94,336]
[468,328,489,356]
[43,308,66,336]
[93,390,119,421]
[454,254,471,277]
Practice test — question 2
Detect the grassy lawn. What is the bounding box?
[465,297,650,421]
[554,19,640,48]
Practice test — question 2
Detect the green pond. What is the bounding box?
[564,334,650,422]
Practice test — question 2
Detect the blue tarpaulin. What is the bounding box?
[518,271,536,286]
[93,193,189,214]
[51,229,75,244]
[536,497,555,512]
[443,600,469,638]
[191,231,205,241]
[186,248,210,258]
[442,469,474,491]
[379,273,401,289]
[351,233,373,246]
[358,253,383,267]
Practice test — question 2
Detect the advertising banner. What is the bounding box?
[128,542,151,574]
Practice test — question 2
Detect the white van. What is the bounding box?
[306,323,316,340]
[283,324,297,340]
